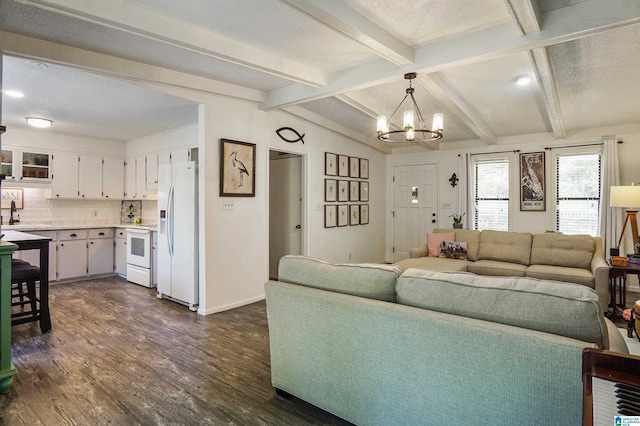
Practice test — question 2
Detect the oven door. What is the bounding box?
[126,229,151,269]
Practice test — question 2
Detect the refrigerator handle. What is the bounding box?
[168,185,174,257]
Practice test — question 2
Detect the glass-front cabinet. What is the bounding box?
[1,147,51,182]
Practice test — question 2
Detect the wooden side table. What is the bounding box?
[607,259,640,321]
[0,241,18,394]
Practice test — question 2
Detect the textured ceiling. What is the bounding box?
[1,0,639,150]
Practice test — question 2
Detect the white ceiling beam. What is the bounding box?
[529,48,565,140]
[503,0,541,35]
[416,74,498,145]
[278,0,414,66]
[15,0,326,87]
[0,31,265,103]
[264,0,640,110]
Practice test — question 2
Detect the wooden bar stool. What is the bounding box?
[10,260,41,326]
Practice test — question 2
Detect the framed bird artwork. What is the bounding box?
[220,139,256,196]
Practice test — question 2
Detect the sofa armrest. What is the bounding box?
[591,237,609,311]
[409,246,428,258]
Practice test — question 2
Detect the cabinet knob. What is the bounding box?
[99,232,105,236]
[70,233,77,237]
[90,241,94,244]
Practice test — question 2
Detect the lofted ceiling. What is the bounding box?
[0,0,639,151]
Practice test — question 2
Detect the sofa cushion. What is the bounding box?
[396,269,608,349]
[426,232,455,257]
[394,256,468,272]
[530,233,594,270]
[435,228,481,261]
[525,264,594,288]
[278,255,401,302]
[467,260,527,277]
[478,230,532,266]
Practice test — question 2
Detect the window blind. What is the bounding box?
[474,159,509,231]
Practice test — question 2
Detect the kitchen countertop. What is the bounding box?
[1,223,158,232]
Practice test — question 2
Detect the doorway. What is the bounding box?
[269,150,304,279]
[392,164,438,262]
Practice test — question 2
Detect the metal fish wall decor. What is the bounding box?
[276,127,305,144]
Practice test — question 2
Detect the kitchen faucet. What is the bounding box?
[9,200,20,225]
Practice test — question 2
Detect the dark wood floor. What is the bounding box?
[1,277,351,425]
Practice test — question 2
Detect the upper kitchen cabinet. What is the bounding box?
[102,158,125,199]
[125,156,149,199]
[1,147,52,182]
[51,153,125,199]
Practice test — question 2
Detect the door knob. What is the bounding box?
[295,224,301,229]
[432,219,436,223]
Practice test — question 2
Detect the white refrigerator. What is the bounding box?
[157,161,199,311]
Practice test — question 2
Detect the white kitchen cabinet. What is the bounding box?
[115,229,127,276]
[125,156,148,199]
[79,155,103,199]
[51,152,79,198]
[57,230,88,280]
[88,228,115,275]
[152,230,158,286]
[146,153,158,192]
[2,148,52,182]
[102,157,125,199]
[136,155,147,199]
[125,157,136,199]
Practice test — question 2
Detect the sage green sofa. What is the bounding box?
[396,229,609,310]
[265,255,627,426]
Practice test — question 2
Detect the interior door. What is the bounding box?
[393,164,438,262]
[269,151,303,279]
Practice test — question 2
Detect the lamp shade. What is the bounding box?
[610,185,640,208]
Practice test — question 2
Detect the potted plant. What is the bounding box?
[450,212,465,229]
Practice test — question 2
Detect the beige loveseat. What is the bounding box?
[396,228,609,310]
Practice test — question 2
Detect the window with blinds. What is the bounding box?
[555,153,601,236]
[474,159,509,231]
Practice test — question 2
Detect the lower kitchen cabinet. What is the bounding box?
[88,228,115,275]
[58,237,88,281]
[115,229,127,276]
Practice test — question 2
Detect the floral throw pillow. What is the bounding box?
[439,241,468,260]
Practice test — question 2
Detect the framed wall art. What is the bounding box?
[349,204,360,225]
[360,204,369,225]
[349,157,360,178]
[349,181,359,202]
[324,205,337,228]
[338,155,349,177]
[337,204,349,227]
[325,152,337,176]
[359,158,369,179]
[1,187,23,209]
[360,181,369,202]
[520,152,545,211]
[325,179,337,202]
[220,139,256,197]
[338,180,349,202]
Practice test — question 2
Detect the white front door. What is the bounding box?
[393,164,438,262]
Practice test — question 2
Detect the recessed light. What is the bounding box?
[26,117,53,128]
[4,90,25,98]
[514,75,532,86]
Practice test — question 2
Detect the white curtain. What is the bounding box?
[599,135,622,256]
[459,153,473,229]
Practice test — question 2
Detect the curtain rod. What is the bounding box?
[465,149,520,157]
[544,140,623,150]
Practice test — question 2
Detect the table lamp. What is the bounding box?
[610,184,640,254]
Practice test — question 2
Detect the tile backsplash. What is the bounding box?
[0,187,157,225]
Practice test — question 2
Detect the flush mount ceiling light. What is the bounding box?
[26,117,53,128]
[514,74,532,86]
[376,72,443,143]
[4,90,25,98]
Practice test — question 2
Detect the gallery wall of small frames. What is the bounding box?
[324,152,369,228]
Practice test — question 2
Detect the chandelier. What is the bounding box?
[376,72,443,143]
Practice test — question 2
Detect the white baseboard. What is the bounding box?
[197,294,265,316]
